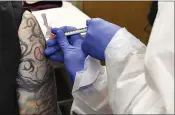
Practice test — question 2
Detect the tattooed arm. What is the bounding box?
[17,11,57,115]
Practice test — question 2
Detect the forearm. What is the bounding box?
[17,11,57,115]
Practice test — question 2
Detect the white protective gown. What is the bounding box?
[71,2,174,114]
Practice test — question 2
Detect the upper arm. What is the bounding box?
[17,10,57,115]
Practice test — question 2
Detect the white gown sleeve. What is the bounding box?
[71,2,174,114]
[71,56,113,114]
[144,2,174,114]
[105,28,163,114]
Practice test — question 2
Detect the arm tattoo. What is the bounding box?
[17,11,57,115]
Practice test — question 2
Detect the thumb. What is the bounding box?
[51,28,69,51]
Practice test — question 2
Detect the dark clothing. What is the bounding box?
[23,1,62,11]
[148,1,158,26]
[0,2,24,114]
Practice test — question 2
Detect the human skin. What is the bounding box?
[17,11,57,115]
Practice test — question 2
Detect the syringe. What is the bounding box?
[65,27,87,36]
[50,27,87,39]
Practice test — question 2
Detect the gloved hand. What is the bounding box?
[82,18,121,61]
[44,26,87,83]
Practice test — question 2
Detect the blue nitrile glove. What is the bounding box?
[44,26,87,83]
[82,18,121,61]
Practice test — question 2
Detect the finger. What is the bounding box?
[51,27,82,46]
[48,53,64,62]
[58,26,82,46]
[86,18,104,26]
[52,28,70,51]
[51,28,59,34]
[46,39,57,47]
[44,46,60,56]
[62,26,84,46]
[70,34,83,47]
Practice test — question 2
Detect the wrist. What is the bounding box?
[68,64,85,84]
[102,28,121,60]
